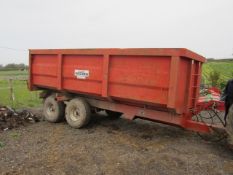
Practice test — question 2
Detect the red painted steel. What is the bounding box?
[29,48,208,132]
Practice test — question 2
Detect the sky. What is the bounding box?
[0,0,233,65]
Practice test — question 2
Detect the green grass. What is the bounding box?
[0,70,28,80]
[0,70,41,109]
[10,132,21,139]
[202,60,233,88]
[0,141,4,148]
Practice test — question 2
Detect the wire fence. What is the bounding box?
[0,78,41,108]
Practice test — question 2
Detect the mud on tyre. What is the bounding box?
[43,94,65,123]
[65,98,91,128]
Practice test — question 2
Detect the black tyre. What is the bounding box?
[65,98,91,128]
[106,110,122,118]
[43,95,65,123]
[226,104,233,145]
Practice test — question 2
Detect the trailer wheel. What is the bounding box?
[106,110,122,119]
[65,98,91,128]
[43,95,65,123]
[226,104,233,145]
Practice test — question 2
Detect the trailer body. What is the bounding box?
[29,48,208,132]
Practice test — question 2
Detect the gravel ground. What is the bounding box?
[0,109,233,175]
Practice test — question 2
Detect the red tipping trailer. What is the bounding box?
[29,48,222,133]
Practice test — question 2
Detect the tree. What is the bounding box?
[5,63,17,69]
[4,63,27,70]
[219,80,226,90]
[208,70,220,87]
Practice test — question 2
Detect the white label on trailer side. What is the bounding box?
[74,70,90,79]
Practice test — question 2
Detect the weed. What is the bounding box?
[0,141,5,148]
[10,132,21,139]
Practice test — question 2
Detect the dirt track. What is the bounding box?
[0,109,233,175]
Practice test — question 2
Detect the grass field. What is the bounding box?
[202,59,233,87]
[0,70,28,80]
[0,70,41,108]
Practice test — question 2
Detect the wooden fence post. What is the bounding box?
[8,78,15,106]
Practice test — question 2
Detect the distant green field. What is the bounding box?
[0,70,41,108]
[0,70,28,80]
[202,59,233,87]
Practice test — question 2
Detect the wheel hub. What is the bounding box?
[70,107,80,121]
[47,103,55,114]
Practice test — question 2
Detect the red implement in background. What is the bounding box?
[196,87,225,114]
